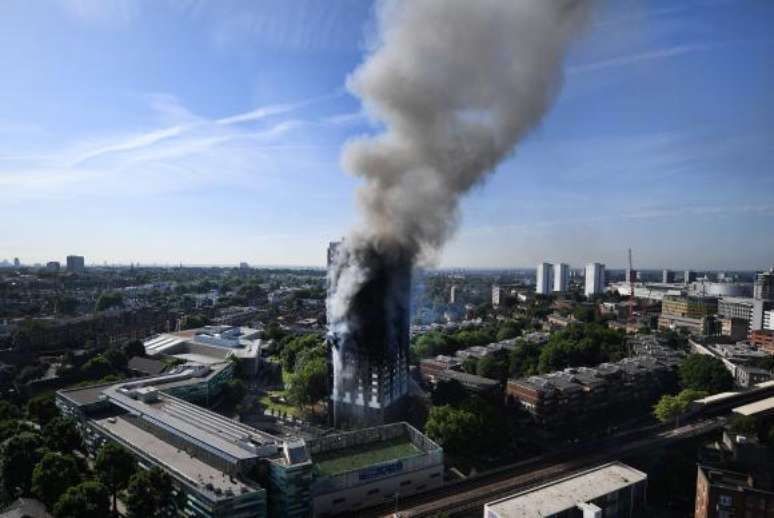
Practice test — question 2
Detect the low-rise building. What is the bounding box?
[506,355,677,426]
[484,462,647,518]
[720,317,749,341]
[750,330,774,354]
[56,362,443,518]
[695,465,774,518]
[307,423,443,517]
[662,295,718,319]
[144,325,262,376]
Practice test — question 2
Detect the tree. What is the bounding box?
[27,393,59,426]
[424,405,480,454]
[462,357,478,374]
[81,355,114,380]
[653,389,708,423]
[728,415,759,437]
[0,432,44,498]
[54,481,111,518]
[508,340,540,378]
[431,379,468,407]
[95,292,124,312]
[573,305,597,323]
[280,334,323,372]
[0,401,21,421]
[102,347,128,371]
[287,357,328,409]
[43,416,82,453]
[125,467,174,518]
[95,443,136,514]
[495,320,523,342]
[123,339,145,359]
[181,314,209,330]
[31,452,81,507]
[476,356,506,380]
[679,355,734,394]
[219,379,247,411]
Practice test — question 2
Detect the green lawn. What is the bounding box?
[259,391,299,417]
[315,437,422,477]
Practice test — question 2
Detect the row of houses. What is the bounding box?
[506,354,680,426]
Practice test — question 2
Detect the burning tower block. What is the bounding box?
[328,244,411,428]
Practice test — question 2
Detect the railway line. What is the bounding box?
[355,380,774,517]
[359,418,722,517]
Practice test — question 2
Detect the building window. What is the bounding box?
[367,488,380,495]
[429,472,440,479]
[332,497,345,505]
[400,480,412,486]
[719,495,733,507]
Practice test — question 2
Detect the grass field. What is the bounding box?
[259,391,299,417]
[315,437,423,476]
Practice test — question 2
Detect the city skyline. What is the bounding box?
[1,0,773,269]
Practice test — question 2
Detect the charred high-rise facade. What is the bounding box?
[327,242,410,428]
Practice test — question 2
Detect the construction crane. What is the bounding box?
[628,248,635,323]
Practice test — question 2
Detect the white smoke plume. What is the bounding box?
[329,0,592,324]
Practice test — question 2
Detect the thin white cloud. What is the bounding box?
[216,102,301,126]
[569,44,713,74]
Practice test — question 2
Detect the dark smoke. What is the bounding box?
[328,0,591,407]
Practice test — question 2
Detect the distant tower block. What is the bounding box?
[536,262,553,295]
[553,263,569,293]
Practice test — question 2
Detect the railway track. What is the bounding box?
[360,418,721,517]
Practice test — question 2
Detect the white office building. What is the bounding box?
[536,263,553,295]
[585,263,606,297]
[553,263,569,293]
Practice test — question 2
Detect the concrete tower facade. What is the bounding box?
[536,263,553,295]
[585,263,606,297]
[553,263,569,293]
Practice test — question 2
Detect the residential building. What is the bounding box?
[506,355,678,427]
[753,268,774,301]
[718,297,754,322]
[584,263,606,297]
[662,295,718,319]
[326,241,341,268]
[685,270,697,284]
[66,255,85,272]
[536,263,553,295]
[553,263,569,293]
[695,465,774,518]
[484,462,647,518]
[719,318,749,341]
[735,364,772,388]
[45,261,60,273]
[765,309,774,331]
[492,285,505,306]
[12,258,20,268]
[750,330,774,354]
[750,300,773,333]
[449,285,458,304]
[662,269,675,283]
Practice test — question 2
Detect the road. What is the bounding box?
[360,417,722,518]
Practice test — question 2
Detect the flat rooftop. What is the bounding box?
[485,462,647,518]
[694,392,741,405]
[733,396,774,417]
[314,437,422,477]
[103,387,280,462]
[58,381,120,406]
[94,415,258,499]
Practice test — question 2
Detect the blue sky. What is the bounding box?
[1,0,772,270]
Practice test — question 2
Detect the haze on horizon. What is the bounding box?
[1,0,773,271]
